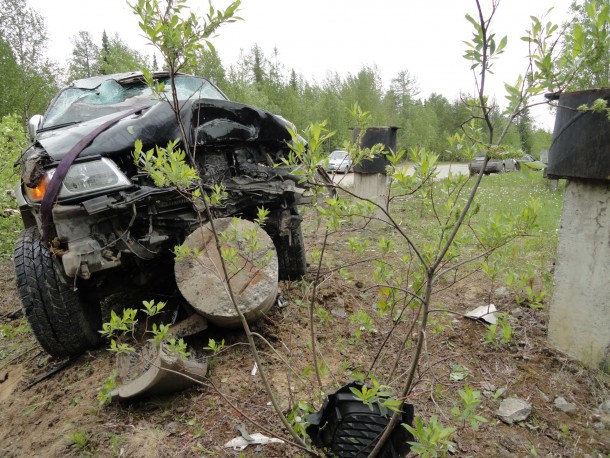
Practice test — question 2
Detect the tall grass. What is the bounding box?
[432,170,565,304]
[472,170,563,237]
[473,171,563,285]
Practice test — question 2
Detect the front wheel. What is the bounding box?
[14,227,102,357]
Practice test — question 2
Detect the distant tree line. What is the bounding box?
[2,0,608,159]
[0,0,60,122]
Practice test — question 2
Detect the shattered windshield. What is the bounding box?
[43,75,226,129]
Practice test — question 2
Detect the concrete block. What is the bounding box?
[110,314,209,401]
[175,218,278,327]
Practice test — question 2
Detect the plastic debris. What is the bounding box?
[277,295,288,308]
[465,304,498,325]
[224,433,284,451]
[306,382,413,458]
[449,364,469,381]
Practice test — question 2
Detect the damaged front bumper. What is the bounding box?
[18,171,303,279]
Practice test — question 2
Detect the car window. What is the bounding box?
[43,75,226,129]
[330,151,349,161]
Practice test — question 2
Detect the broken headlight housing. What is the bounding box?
[25,157,131,202]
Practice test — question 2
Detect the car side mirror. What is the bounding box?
[28,114,43,140]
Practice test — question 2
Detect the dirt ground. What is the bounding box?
[0,222,609,457]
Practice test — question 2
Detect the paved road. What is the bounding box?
[333,164,469,186]
[436,164,469,178]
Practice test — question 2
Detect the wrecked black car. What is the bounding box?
[14,72,307,357]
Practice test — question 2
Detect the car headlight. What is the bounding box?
[25,157,131,202]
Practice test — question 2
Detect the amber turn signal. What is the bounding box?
[24,175,49,202]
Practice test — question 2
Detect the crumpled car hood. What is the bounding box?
[35,99,293,161]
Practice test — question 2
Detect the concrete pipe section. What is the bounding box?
[175,217,279,327]
[111,314,209,401]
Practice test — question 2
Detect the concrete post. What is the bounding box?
[546,88,610,372]
[353,172,388,205]
[351,127,397,210]
[548,180,610,371]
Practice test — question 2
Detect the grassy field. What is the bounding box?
[467,171,564,305]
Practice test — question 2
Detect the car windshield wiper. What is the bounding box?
[37,121,84,132]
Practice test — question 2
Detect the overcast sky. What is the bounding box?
[28,0,574,129]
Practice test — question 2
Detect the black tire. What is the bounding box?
[14,227,102,357]
[273,224,307,280]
